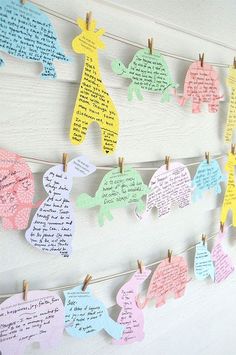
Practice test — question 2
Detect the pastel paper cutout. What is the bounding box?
[225,66,236,142]
[25,156,96,257]
[136,162,192,220]
[0,0,70,78]
[64,285,124,340]
[179,60,222,113]
[113,267,151,345]
[138,256,188,308]
[69,18,119,155]
[0,290,64,355]
[194,241,215,280]
[221,152,236,226]
[111,48,178,102]
[77,166,149,226]
[192,159,225,201]
[0,148,38,230]
[211,230,234,283]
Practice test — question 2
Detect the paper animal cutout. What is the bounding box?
[77,166,149,226]
[137,256,188,308]
[0,290,64,355]
[112,48,178,102]
[136,162,192,220]
[64,285,124,340]
[179,60,222,113]
[211,230,234,283]
[194,241,214,280]
[221,152,236,226]
[25,156,96,257]
[0,148,39,230]
[113,267,151,345]
[225,66,236,142]
[0,0,70,78]
[192,159,225,201]
[69,17,119,155]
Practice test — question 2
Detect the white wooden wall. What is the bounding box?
[0,0,236,354]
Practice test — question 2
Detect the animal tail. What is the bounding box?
[103,317,124,340]
[77,193,97,209]
[136,295,149,309]
[55,49,71,63]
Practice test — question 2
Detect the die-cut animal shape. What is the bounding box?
[70,17,119,155]
[113,267,151,345]
[221,152,236,226]
[194,241,215,280]
[137,256,188,308]
[112,48,178,102]
[25,156,96,257]
[211,230,234,283]
[77,166,149,226]
[136,162,192,220]
[0,290,64,355]
[64,285,124,340]
[0,148,39,230]
[192,159,225,201]
[179,60,222,113]
[225,66,236,142]
[0,0,70,78]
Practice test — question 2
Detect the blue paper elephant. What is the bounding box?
[194,241,215,281]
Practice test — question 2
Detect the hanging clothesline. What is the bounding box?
[0,224,232,299]
[27,0,232,68]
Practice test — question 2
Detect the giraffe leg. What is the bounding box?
[70,117,91,145]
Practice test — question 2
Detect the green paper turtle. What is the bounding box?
[111,48,178,101]
[77,166,150,226]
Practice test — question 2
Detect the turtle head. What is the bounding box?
[77,193,97,209]
[111,59,129,77]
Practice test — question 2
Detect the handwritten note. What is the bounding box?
[138,256,188,308]
[211,231,234,283]
[225,66,236,142]
[0,0,69,78]
[111,48,178,102]
[192,159,225,201]
[136,162,191,220]
[113,267,151,345]
[64,285,124,340]
[194,241,214,280]
[25,156,96,257]
[0,290,64,355]
[179,60,222,113]
[69,17,119,155]
[77,166,149,226]
[0,148,36,230]
[220,152,236,226]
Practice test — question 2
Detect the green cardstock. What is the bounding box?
[111,48,178,101]
[77,166,150,226]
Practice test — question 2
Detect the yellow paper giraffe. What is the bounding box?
[225,65,236,142]
[70,15,119,155]
[221,150,236,226]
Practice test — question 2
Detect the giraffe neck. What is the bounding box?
[84,53,101,79]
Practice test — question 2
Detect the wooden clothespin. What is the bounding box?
[202,234,207,246]
[20,0,27,4]
[168,249,172,263]
[205,152,210,164]
[199,53,204,67]
[23,280,29,301]
[148,38,153,55]
[82,274,92,291]
[231,144,235,154]
[233,57,236,69]
[62,153,68,172]
[118,157,124,174]
[220,222,224,233]
[165,156,170,170]
[137,259,144,274]
[86,11,92,30]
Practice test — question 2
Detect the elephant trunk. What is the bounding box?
[103,316,124,340]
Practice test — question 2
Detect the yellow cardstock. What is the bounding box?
[225,66,236,142]
[69,18,119,155]
[221,152,236,225]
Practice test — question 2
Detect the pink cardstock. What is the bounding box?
[0,149,37,230]
[211,230,234,283]
[137,256,188,308]
[0,290,64,355]
[179,60,222,113]
[113,267,151,345]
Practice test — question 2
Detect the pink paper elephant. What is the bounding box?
[179,60,222,113]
